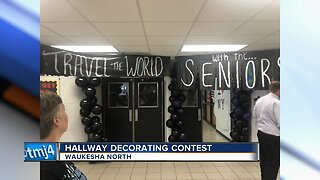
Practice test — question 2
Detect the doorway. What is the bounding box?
[102,78,164,142]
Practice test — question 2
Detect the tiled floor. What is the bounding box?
[202,121,229,142]
[75,121,280,180]
[75,162,265,180]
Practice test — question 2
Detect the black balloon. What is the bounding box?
[91,116,100,123]
[92,133,102,141]
[168,84,175,91]
[89,77,101,87]
[80,98,92,109]
[231,97,240,106]
[176,121,183,129]
[172,90,180,97]
[179,94,186,102]
[85,87,96,97]
[230,112,237,119]
[75,77,88,87]
[168,106,175,113]
[166,119,174,128]
[84,126,93,134]
[241,101,250,110]
[177,108,184,115]
[242,113,251,122]
[92,104,103,115]
[234,120,243,128]
[240,136,249,142]
[239,94,249,103]
[168,135,176,142]
[230,131,240,141]
[170,114,179,121]
[234,107,244,117]
[169,96,175,103]
[80,108,91,116]
[91,121,102,131]
[173,100,182,108]
[178,133,186,141]
[81,116,92,126]
[89,96,98,106]
[241,127,249,136]
[172,130,179,138]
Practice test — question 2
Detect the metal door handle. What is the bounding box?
[129,109,132,122]
[135,109,138,122]
[198,109,202,121]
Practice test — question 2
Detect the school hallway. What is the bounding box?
[74,122,281,180]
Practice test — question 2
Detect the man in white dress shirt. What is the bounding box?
[253,81,280,180]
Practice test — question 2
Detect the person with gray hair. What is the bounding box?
[252,81,280,180]
[40,92,87,180]
[40,92,68,141]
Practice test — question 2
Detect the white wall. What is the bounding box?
[214,89,231,139]
[40,76,102,142]
[164,76,171,142]
[250,90,269,142]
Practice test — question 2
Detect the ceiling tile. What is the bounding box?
[190,22,243,35]
[255,35,280,45]
[198,0,272,21]
[147,36,185,45]
[184,36,226,45]
[223,35,265,44]
[252,0,280,21]
[42,22,102,36]
[232,21,279,35]
[40,25,57,36]
[109,36,147,46]
[65,36,111,45]
[139,0,205,21]
[115,45,149,53]
[144,22,192,36]
[40,0,86,22]
[41,36,75,45]
[69,0,140,22]
[94,22,144,36]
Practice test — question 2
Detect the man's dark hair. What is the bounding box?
[270,81,280,93]
[40,92,62,139]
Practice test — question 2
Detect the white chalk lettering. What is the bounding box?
[202,62,213,87]
[218,61,230,88]
[261,58,271,88]
[180,59,194,87]
[245,60,256,89]
[64,53,73,75]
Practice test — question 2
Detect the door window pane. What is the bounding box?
[109,83,129,108]
[182,89,198,107]
[138,83,158,107]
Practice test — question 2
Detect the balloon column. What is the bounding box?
[229,90,252,142]
[75,77,107,142]
[166,65,187,141]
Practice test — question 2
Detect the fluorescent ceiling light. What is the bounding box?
[181,45,247,52]
[51,45,118,52]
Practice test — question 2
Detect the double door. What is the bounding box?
[102,78,163,142]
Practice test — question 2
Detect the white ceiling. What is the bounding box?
[40,0,279,56]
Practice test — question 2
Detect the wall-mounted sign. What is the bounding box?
[176,50,280,90]
[40,77,60,95]
[40,45,170,78]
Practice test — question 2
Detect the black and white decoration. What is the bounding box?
[229,89,251,142]
[75,77,107,142]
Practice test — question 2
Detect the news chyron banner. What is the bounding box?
[24,142,259,161]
